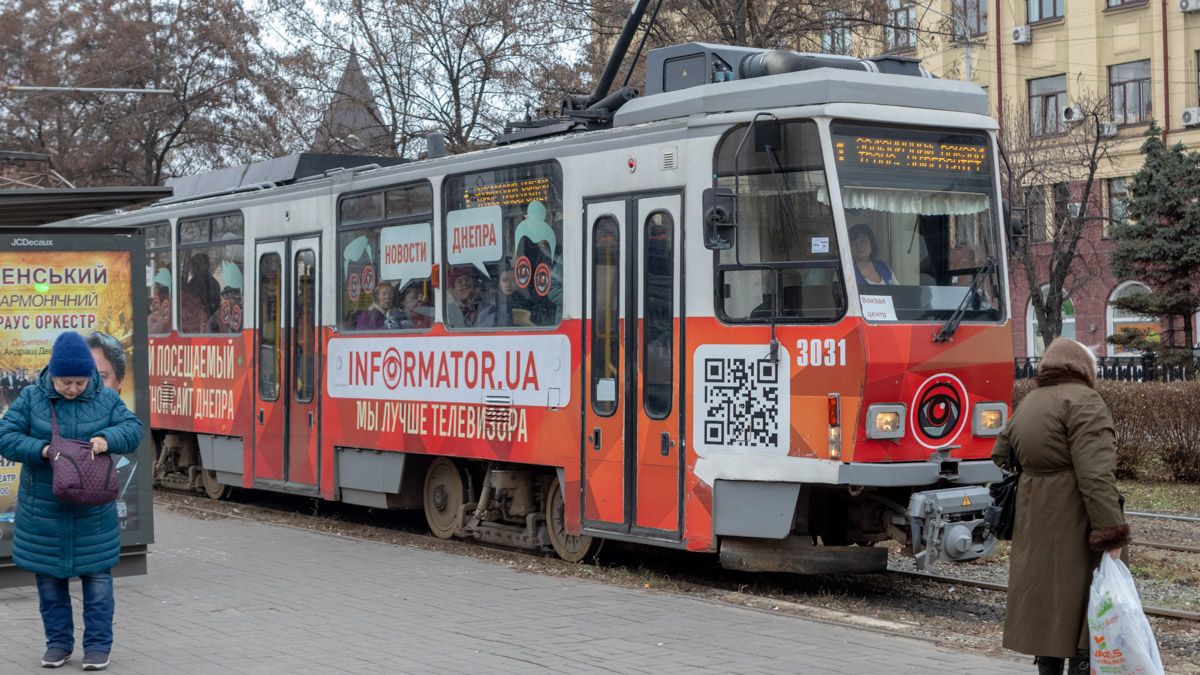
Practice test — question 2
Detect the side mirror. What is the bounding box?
[703,187,737,250]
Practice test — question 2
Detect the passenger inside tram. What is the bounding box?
[446,267,497,328]
[395,284,432,329]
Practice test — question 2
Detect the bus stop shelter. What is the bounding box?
[0,187,171,226]
[0,184,169,587]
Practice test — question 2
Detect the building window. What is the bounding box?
[886,0,916,51]
[1052,182,1071,231]
[953,0,987,37]
[1029,74,1067,137]
[1026,287,1075,357]
[1110,60,1152,126]
[1106,0,1146,7]
[1028,0,1064,22]
[1023,186,1048,243]
[1106,177,1129,238]
[822,15,852,55]
[1107,281,1158,356]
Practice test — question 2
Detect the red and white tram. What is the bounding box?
[83,40,1013,573]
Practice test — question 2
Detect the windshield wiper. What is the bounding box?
[933,256,996,343]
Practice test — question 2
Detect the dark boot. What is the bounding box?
[1035,655,1065,675]
[1067,650,1090,673]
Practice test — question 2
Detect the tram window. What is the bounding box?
[643,211,674,419]
[720,267,843,322]
[337,181,435,331]
[591,216,620,417]
[258,252,282,402]
[340,192,384,226]
[442,161,564,329]
[386,184,433,218]
[713,120,845,323]
[293,249,317,403]
[144,222,172,335]
[177,213,244,334]
[830,121,1004,323]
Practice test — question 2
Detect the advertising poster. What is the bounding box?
[0,232,154,564]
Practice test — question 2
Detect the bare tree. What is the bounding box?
[0,0,301,186]
[996,93,1117,352]
[272,0,589,156]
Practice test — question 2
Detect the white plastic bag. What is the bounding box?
[1087,554,1165,675]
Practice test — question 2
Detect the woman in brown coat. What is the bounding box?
[992,338,1131,674]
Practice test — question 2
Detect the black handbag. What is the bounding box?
[985,451,1021,541]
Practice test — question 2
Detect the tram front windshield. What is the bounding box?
[831,121,1004,323]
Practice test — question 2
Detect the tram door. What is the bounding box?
[253,237,321,490]
[583,193,682,537]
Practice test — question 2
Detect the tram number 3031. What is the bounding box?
[796,338,847,368]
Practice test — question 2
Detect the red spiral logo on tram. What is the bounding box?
[910,373,969,449]
[533,262,552,297]
[917,383,960,440]
[514,256,532,289]
[382,347,403,389]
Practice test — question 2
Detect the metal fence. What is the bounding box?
[1014,356,1199,382]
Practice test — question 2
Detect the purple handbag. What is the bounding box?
[49,403,118,506]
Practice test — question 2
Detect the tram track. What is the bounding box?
[1132,539,1200,555]
[1128,511,1200,523]
[889,569,1200,623]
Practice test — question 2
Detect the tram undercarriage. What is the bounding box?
[153,432,598,562]
[719,483,995,574]
[156,432,994,574]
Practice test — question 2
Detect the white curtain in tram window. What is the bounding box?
[833,187,989,215]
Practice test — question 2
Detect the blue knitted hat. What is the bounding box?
[48,332,96,377]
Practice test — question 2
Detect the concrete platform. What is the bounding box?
[0,507,1022,674]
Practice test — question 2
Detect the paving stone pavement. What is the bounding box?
[0,508,1024,674]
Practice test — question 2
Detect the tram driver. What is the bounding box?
[849,224,895,286]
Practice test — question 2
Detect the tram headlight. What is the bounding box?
[865,404,905,440]
[972,403,1008,436]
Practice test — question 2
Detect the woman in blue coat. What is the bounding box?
[0,332,142,671]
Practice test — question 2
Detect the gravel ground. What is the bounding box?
[154,490,1200,674]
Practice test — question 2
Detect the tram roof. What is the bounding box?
[614,67,990,128]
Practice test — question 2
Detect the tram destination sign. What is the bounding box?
[835,136,987,174]
[830,123,993,193]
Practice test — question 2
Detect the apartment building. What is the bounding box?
[831,0,1200,359]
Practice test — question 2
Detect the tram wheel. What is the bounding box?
[201,469,231,501]
[544,477,598,563]
[423,458,465,539]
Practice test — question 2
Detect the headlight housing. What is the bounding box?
[972,402,1007,436]
[865,403,906,440]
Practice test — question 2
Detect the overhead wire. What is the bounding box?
[3,1,288,107]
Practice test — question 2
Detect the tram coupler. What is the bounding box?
[719,536,888,575]
[905,486,995,570]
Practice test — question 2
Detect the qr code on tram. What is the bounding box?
[701,356,781,448]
